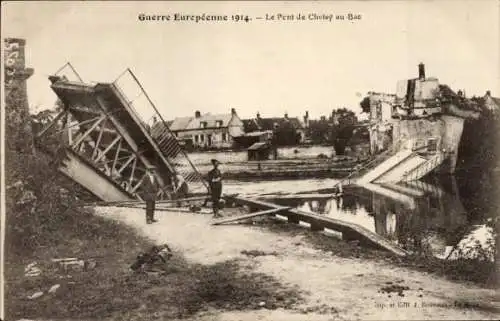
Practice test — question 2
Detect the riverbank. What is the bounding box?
[195,158,359,180]
[184,145,364,179]
[7,202,498,321]
[96,207,499,320]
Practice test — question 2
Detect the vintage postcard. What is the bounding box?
[1,1,499,320]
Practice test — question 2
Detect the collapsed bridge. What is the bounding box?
[35,63,208,202]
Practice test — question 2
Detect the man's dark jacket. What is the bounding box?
[143,175,160,201]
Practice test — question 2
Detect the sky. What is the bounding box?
[2,0,499,121]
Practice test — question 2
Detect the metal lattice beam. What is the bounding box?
[39,66,206,201]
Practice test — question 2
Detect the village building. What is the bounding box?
[243,112,308,145]
[366,92,397,154]
[232,130,274,149]
[483,90,500,112]
[167,108,244,149]
[365,63,480,176]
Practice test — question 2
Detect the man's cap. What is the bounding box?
[211,159,220,164]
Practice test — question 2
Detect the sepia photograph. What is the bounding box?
[1,1,499,320]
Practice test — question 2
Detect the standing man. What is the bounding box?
[143,165,159,224]
[207,159,223,218]
[172,172,189,201]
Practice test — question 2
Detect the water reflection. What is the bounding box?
[271,177,495,261]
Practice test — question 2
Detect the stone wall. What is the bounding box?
[368,123,393,155]
[440,115,465,173]
[367,92,396,155]
[4,38,35,153]
[368,92,396,123]
[391,115,465,173]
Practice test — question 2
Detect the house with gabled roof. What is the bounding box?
[243,112,308,145]
[167,108,244,149]
[483,91,500,112]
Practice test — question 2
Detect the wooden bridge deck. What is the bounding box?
[225,195,409,257]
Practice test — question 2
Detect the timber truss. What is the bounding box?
[35,63,208,201]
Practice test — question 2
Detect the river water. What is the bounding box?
[224,175,495,262]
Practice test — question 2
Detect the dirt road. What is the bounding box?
[96,207,499,320]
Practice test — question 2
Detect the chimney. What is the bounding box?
[486,90,491,97]
[195,111,201,118]
[231,108,236,115]
[418,63,425,80]
[303,111,309,128]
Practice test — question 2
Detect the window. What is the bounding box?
[200,134,205,142]
[216,120,223,127]
[194,135,199,143]
[376,102,382,121]
[427,138,438,152]
[222,133,227,142]
[200,122,207,128]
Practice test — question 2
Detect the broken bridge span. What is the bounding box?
[35,63,208,202]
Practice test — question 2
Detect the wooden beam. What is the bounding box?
[88,196,207,207]
[228,195,409,257]
[92,120,106,159]
[94,93,174,185]
[71,115,106,149]
[131,173,146,193]
[94,135,121,163]
[66,114,73,145]
[52,114,105,135]
[128,157,137,189]
[211,207,292,226]
[117,154,136,174]
[106,154,135,165]
[111,138,122,173]
[259,193,341,200]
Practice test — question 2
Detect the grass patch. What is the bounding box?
[5,206,303,321]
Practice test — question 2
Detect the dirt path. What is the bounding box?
[96,207,499,320]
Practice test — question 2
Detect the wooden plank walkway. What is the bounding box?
[258,193,342,200]
[212,207,292,225]
[87,196,207,207]
[226,195,409,257]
